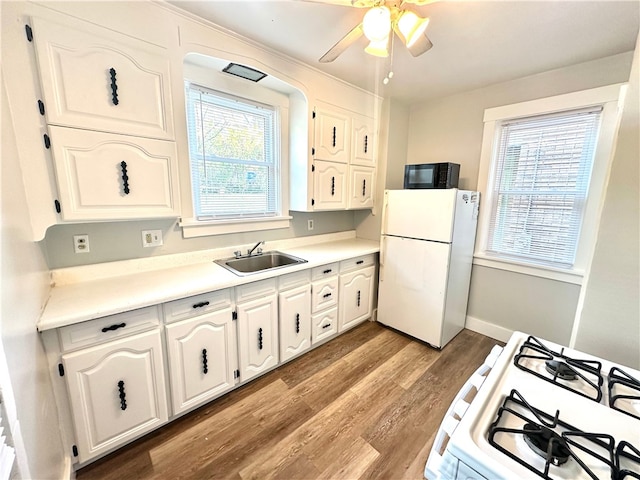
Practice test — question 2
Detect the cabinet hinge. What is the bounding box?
[54,200,61,214]
[37,100,45,116]
[312,110,316,119]
[58,363,64,377]
[232,311,237,320]
[311,147,315,156]
[43,133,51,149]
[25,24,33,42]
[311,164,315,172]
[311,198,315,206]
[234,369,240,379]
[72,445,78,457]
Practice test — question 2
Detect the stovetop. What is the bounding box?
[446,332,640,480]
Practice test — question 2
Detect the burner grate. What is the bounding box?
[488,389,621,480]
[616,441,640,480]
[609,367,640,421]
[514,336,604,402]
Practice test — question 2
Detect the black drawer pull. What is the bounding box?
[101,322,126,333]
[192,301,210,309]
[258,328,263,350]
[295,313,300,334]
[120,161,130,195]
[356,260,364,265]
[110,67,119,105]
[357,290,361,307]
[332,126,337,147]
[202,349,208,374]
[117,380,127,410]
[323,269,332,274]
[323,293,332,299]
[322,323,331,330]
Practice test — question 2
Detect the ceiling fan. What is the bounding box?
[309,0,437,63]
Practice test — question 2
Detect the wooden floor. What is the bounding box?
[76,322,499,480]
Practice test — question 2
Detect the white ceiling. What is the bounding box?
[169,0,640,104]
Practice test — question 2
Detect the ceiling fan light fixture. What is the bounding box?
[364,36,390,57]
[397,11,430,48]
[362,6,391,41]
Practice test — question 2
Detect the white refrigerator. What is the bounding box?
[377,189,479,349]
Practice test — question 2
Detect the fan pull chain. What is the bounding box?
[383,32,395,85]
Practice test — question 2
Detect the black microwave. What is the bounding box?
[403,162,460,189]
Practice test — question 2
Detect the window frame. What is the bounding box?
[474,84,626,284]
[179,61,291,239]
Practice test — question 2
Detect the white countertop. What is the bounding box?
[38,234,380,331]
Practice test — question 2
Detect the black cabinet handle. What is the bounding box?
[323,292,332,299]
[109,68,119,105]
[362,179,366,196]
[295,313,300,334]
[364,135,368,154]
[323,269,332,274]
[322,323,331,330]
[202,349,208,374]
[356,260,364,265]
[331,176,335,196]
[120,161,130,195]
[332,126,336,147]
[101,322,126,333]
[357,290,361,307]
[118,380,127,410]
[192,301,210,309]
[258,328,263,350]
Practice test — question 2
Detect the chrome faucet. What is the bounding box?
[247,240,265,256]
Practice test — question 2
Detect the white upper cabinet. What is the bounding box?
[313,160,348,210]
[352,114,376,167]
[48,127,180,221]
[30,16,174,140]
[313,106,350,164]
[348,166,375,209]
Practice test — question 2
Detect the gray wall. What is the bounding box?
[573,35,640,369]
[1,81,66,478]
[404,52,635,345]
[43,211,356,269]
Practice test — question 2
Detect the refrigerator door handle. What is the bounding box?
[379,236,386,281]
[381,191,389,235]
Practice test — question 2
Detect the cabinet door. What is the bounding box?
[30,16,174,140]
[311,307,338,345]
[313,160,347,210]
[339,266,376,332]
[165,308,238,415]
[352,115,376,167]
[311,276,339,313]
[48,126,179,221]
[279,284,311,362]
[237,294,278,382]
[348,166,375,209]
[313,107,350,164]
[62,329,168,463]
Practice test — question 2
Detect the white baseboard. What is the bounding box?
[465,316,513,343]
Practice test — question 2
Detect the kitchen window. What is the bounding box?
[475,84,625,283]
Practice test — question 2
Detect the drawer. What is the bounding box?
[312,307,338,345]
[278,269,311,292]
[311,263,339,281]
[58,306,161,352]
[311,277,338,313]
[340,254,376,273]
[235,278,277,304]
[163,289,232,324]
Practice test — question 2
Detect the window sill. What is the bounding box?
[180,216,292,238]
[472,253,584,285]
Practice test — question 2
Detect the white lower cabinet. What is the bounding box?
[61,329,168,463]
[236,280,279,382]
[339,265,376,332]
[165,307,238,415]
[279,283,312,362]
[312,307,338,345]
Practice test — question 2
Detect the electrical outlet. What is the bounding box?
[73,235,90,254]
[307,219,314,231]
[142,230,163,248]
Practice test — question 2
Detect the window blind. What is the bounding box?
[487,107,602,267]
[185,83,279,220]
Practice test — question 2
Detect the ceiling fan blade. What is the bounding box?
[319,23,364,63]
[401,0,440,5]
[298,0,372,7]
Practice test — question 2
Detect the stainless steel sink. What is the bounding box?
[215,251,307,276]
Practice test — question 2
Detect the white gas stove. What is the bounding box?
[425,331,640,480]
